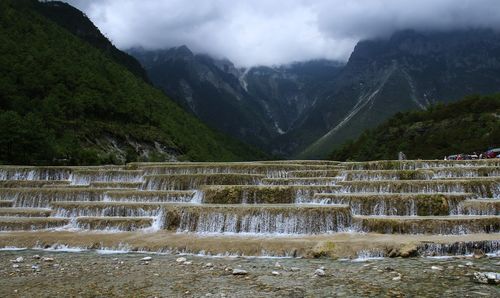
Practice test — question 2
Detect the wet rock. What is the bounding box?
[232,269,248,275]
[183,261,192,265]
[388,249,399,258]
[176,257,187,263]
[290,267,300,272]
[399,244,417,258]
[315,269,326,277]
[392,275,402,281]
[384,266,395,272]
[204,263,213,268]
[141,257,152,261]
[473,272,500,285]
[32,255,40,260]
[31,265,40,272]
[12,257,24,263]
[431,266,444,271]
[473,249,486,259]
[12,264,20,268]
[465,262,474,267]
[42,257,54,262]
[272,271,280,276]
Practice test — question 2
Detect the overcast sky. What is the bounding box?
[64,0,500,67]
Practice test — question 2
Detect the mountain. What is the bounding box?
[0,0,265,165]
[129,48,343,154]
[33,1,150,83]
[298,29,500,158]
[131,29,500,159]
[329,94,500,161]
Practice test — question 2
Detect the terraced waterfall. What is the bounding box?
[0,160,499,258]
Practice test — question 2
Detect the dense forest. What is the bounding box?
[0,0,265,165]
[329,94,500,161]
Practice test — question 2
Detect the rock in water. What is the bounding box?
[315,269,326,276]
[13,257,24,263]
[141,257,152,261]
[473,272,500,285]
[272,271,280,276]
[431,266,444,271]
[232,269,248,275]
[176,257,187,263]
[290,267,300,272]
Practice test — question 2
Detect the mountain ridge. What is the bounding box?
[129,29,500,159]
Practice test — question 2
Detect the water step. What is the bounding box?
[430,166,500,178]
[175,204,352,234]
[259,160,342,165]
[0,217,69,231]
[50,202,352,234]
[89,182,142,189]
[138,163,307,176]
[345,160,500,170]
[337,179,500,197]
[104,190,195,203]
[71,170,144,185]
[313,193,472,216]
[339,170,434,181]
[51,201,167,217]
[353,215,500,234]
[201,185,342,204]
[0,208,52,217]
[0,180,71,188]
[0,166,72,181]
[75,217,153,231]
[0,188,108,208]
[0,200,13,207]
[287,170,341,178]
[138,163,342,178]
[455,200,500,216]
[261,177,338,185]
[142,174,264,190]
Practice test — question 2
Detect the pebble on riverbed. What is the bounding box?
[473,272,500,285]
[232,269,248,275]
[315,269,326,277]
[176,257,187,263]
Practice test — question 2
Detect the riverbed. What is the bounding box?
[0,249,498,297]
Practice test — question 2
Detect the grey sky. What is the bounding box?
[64,0,500,67]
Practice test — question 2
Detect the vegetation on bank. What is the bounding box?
[0,0,265,165]
[329,94,500,161]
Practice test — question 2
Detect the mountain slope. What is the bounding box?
[130,47,277,150]
[298,29,500,158]
[33,0,150,83]
[130,47,343,154]
[0,0,265,165]
[329,94,500,161]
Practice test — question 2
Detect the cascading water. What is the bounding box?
[0,160,498,257]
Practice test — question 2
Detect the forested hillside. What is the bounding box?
[0,0,265,165]
[329,94,500,161]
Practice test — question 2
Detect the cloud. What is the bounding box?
[63,0,500,67]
